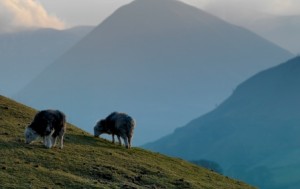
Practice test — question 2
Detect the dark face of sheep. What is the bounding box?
[24,127,39,144]
[94,120,107,137]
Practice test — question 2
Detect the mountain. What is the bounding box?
[144,56,300,189]
[0,26,93,96]
[246,15,300,54]
[15,0,293,145]
[0,95,254,189]
[201,4,300,54]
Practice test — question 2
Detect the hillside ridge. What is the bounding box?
[0,95,254,188]
[143,56,300,189]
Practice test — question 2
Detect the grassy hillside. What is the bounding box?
[0,95,254,189]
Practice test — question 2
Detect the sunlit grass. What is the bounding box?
[0,95,255,188]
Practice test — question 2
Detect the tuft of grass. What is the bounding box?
[0,95,255,188]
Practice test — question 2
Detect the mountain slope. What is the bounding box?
[202,5,300,54]
[144,56,300,189]
[15,0,293,145]
[0,26,93,96]
[239,14,300,54]
[0,95,254,189]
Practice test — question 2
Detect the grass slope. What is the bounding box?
[0,95,254,189]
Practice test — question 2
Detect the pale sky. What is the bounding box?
[38,0,300,27]
[1,0,300,32]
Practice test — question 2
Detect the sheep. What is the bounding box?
[24,110,66,149]
[94,112,135,149]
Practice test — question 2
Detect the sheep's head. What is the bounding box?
[24,127,39,144]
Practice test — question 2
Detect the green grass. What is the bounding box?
[0,95,255,189]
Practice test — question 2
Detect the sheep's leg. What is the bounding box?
[112,134,115,144]
[117,135,122,146]
[58,129,65,149]
[128,135,132,149]
[52,136,57,147]
[122,136,129,149]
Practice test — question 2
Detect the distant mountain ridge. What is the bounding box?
[144,56,300,189]
[15,0,293,145]
[0,26,93,96]
[204,5,300,53]
[249,15,300,54]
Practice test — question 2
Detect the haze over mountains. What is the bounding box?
[144,56,300,189]
[198,2,300,54]
[0,26,93,96]
[15,0,293,145]
[247,15,300,54]
[221,13,300,54]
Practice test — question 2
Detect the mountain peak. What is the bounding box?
[15,0,292,146]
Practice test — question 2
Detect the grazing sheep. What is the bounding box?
[94,112,135,149]
[25,110,66,149]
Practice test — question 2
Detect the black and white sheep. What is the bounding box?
[24,110,66,149]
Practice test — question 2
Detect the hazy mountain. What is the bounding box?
[0,26,93,96]
[247,15,300,54]
[144,56,300,189]
[201,4,300,54]
[15,0,292,145]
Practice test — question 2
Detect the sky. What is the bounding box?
[1,0,300,33]
[0,0,64,33]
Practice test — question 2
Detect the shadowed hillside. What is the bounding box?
[144,56,300,189]
[0,95,254,189]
